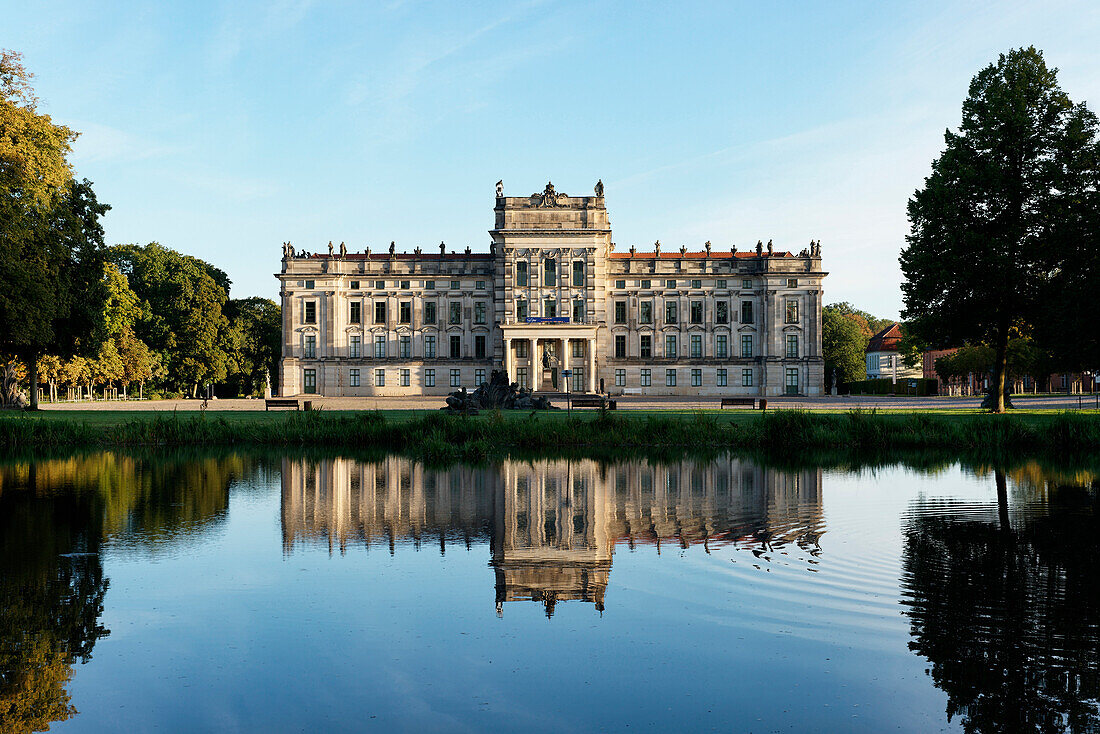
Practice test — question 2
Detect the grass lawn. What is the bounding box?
[12,406,1098,430]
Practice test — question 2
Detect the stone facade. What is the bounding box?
[276,181,827,397]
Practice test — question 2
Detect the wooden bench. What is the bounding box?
[265,398,300,411]
[720,397,759,409]
[571,395,616,410]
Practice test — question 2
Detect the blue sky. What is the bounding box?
[6,0,1099,317]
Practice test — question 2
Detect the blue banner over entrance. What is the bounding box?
[525,317,570,324]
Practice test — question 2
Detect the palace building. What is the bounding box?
[276,180,827,397]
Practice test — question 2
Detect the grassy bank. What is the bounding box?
[2,408,1100,462]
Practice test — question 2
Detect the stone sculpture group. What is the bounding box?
[442,370,556,413]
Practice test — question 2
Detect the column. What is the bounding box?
[533,339,542,392]
[504,338,512,381]
[560,337,568,392]
[587,338,596,393]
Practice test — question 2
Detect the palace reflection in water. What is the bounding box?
[280,457,825,616]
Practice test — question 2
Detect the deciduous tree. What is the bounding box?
[901,47,1100,412]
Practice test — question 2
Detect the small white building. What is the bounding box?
[865,323,921,383]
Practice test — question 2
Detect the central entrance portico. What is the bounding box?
[501,324,598,393]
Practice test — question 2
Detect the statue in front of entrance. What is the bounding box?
[441,369,556,413]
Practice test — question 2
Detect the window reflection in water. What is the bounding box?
[280,457,825,617]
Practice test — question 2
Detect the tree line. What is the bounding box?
[0,50,280,408]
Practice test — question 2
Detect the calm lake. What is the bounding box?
[1,452,1096,733]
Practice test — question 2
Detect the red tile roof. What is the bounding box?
[867,323,904,353]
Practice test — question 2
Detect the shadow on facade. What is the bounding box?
[280,456,824,617]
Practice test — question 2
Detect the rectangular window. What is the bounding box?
[374,301,386,323]
[303,368,316,393]
[665,279,676,289]
[571,340,584,359]
[717,368,727,387]
[640,301,653,324]
[716,279,727,289]
[641,279,651,289]
[641,369,651,387]
[665,334,677,359]
[350,302,361,324]
[572,368,584,392]
[716,301,728,324]
[787,278,798,288]
[304,280,315,290]
[786,368,799,395]
[742,368,753,387]
[572,300,584,323]
[544,258,556,286]
[691,279,701,289]
[449,302,461,324]
[614,301,627,324]
[544,298,556,318]
[615,279,625,289]
[350,280,360,290]
[304,301,316,324]
[640,335,652,359]
[350,368,360,387]
[425,335,436,359]
[516,340,529,358]
[785,299,799,324]
[374,368,385,387]
[741,278,751,289]
[572,260,584,287]
[786,334,798,359]
[450,280,460,290]
[400,280,410,290]
[376,280,385,290]
[424,302,436,324]
[400,301,411,323]
[475,368,486,385]
[476,280,485,290]
[475,335,486,359]
[375,335,386,358]
[741,301,753,324]
[615,369,626,387]
[400,368,409,386]
[449,335,461,358]
[349,335,361,358]
[303,334,316,359]
[666,369,677,387]
[665,301,677,324]
[615,335,626,358]
[450,369,461,387]
[400,335,411,358]
[516,262,528,286]
[425,368,435,387]
[511,365,527,390]
[425,281,435,290]
[474,302,486,324]
[690,301,703,324]
[691,369,702,387]
[690,334,702,358]
[741,334,753,358]
[517,299,528,321]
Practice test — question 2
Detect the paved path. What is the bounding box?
[39,393,1100,412]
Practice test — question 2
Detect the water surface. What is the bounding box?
[1,453,1096,733]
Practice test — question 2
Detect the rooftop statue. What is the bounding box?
[496,179,503,197]
[767,239,774,256]
[328,241,334,257]
[595,179,604,197]
[440,241,446,255]
[704,240,711,256]
[654,240,661,256]
[339,241,347,258]
[389,241,396,256]
[534,181,564,207]
[756,240,763,256]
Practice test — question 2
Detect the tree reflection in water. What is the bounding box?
[0,452,256,732]
[901,469,1100,733]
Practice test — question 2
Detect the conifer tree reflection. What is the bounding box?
[901,471,1099,733]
